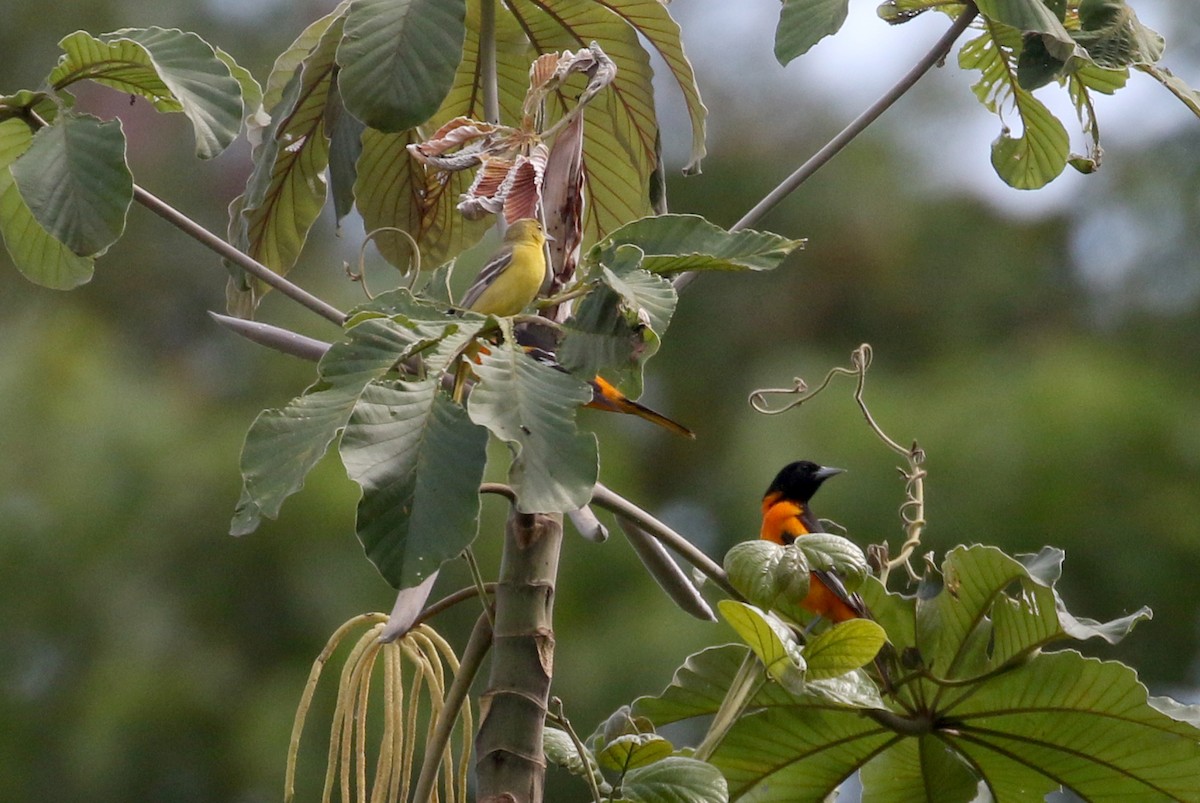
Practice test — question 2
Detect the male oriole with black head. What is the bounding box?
[760,460,868,623]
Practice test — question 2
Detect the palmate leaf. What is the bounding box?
[636,545,1184,801]
[336,0,466,132]
[775,0,851,65]
[467,334,597,513]
[9,113,131,258]
[47,28,243,159]
[340,380,487,587]
[0,118,94,289]
[959,25,1069,189]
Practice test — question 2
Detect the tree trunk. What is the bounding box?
[474,510,562,802]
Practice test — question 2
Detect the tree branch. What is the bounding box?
[673,5,978,292]
[133,185,348,325]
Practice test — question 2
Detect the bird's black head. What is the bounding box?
[765,460,845,502]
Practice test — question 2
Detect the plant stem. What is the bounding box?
[480,0,500,124]
[673,5,978,292]
[133,185,348,326]
[474,510,564,803]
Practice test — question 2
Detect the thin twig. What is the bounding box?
[133,185,348,325]
[748,344,927,584]
[590,483,739,600]
[414,583,498,627]
[547,698,604,803]
[673,6,978,292]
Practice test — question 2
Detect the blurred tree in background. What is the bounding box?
[2,1,1198,800]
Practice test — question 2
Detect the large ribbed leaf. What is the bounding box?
[589,214,805,275]
[974,0,1075,60]
[228,14,344,312]
[774,0,851,65]
[0,118,93,288]
[10,113,131,258]
[634,544,1178,801]
[507,0,657,242]
[586,0,707,173]
[950,653,1200,801]
[467,337,597,513]
[232,318,420,534]
[336,0,465,131]
[47,28,242,159]
[959,26,1069,189]
[341,381,487,587]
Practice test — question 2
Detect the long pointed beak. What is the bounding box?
[814,466,846,481]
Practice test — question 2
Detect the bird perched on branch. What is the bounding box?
[759,460,867,623]
[460,218,549,317]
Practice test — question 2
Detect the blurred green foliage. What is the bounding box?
[3,3,1199,801]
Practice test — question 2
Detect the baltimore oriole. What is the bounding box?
[760,460,868,623]
[525,347,694,438]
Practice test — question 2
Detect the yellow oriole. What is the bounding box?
[760,460,867,623]
[461,218,548,316]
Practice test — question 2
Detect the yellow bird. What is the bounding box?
[460,218,548,316]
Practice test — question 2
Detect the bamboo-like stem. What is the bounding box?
[480,0,500,124]
[411,613,493,803]
[133,186,348,325]
[673,5,978,292]
[474,510,564,803]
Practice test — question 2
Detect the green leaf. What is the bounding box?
[600,246,677,335]
[466,337,598,513]
[1075,0,1164,69]
[597,733,674,773]
[0,118,93,289]
[545,727,602,780]
[861,737,981,803]
[619,756,728,803]
[559,284,658,399]
[336,0,465,131]
[723,540,810,618]
[46,28,243,159]
[803,619,887,680]
[590,214,805,275]
[341,381,487,587]
[775,0,851,65]
[959,30,1069,189]
[949,652,1200,801]
[326,81,365,227]
[586,0,707,173]
[10,114,131,258]
[233,317,437,535]
[718,600,806,694]
[1136,64,1200,121]
[974,0,1076,60]
[0,90,63,125]
[229,11,343,307]
[791,532,869,592]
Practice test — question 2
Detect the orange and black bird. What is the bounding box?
[759,460,868,623]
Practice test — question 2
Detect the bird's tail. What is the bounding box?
[587,376,695,439]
